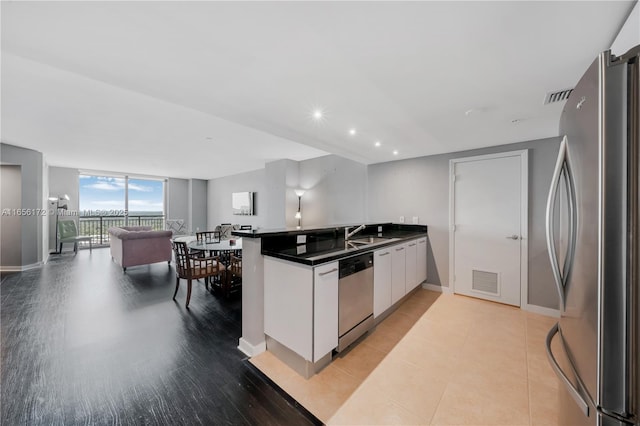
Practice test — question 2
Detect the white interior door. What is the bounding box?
[451,151,527,306]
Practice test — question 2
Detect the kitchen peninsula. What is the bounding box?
[233,223,428,378]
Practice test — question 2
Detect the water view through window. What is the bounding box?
[79,175,165,245]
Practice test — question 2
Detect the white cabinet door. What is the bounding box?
[374,248,392,318]
[417,237,428,285]
[313,261,339,361]
[264,257,313,361]
[405,240,418,292]
[391,244,406,304]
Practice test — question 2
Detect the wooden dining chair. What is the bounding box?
[227,254,243,296]
[172,241,225,308]
[196,231,220,244]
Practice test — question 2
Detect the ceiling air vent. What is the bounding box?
[544,88,574,105]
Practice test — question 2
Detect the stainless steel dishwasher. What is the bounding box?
[337,252,374,352]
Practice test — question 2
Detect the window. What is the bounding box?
[79,175,126,217]
[126,178,164,223]
[79,174,165,245]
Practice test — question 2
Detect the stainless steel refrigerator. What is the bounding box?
[545,44,639,425]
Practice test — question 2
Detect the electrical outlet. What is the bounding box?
[399,216,405,223]
[412,216,419,224]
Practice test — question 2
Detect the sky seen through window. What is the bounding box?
[79,175,164,216]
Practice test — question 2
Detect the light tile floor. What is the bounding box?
[250,289,562,425]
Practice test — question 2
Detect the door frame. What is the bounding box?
[448,149,529,307]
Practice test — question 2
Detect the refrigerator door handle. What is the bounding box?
[545,136,577,310]
[561,144,578,291]
[546,323,590,417]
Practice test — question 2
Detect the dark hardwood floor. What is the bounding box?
[1,248,321,426]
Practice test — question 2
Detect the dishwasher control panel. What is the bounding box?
[339,252,373,279]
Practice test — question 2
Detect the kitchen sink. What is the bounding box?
[346,236,399,248]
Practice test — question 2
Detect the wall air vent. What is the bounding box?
[544,88,574,105]
[472,270,499,295]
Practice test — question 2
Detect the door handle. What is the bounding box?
[506,235,520,240]
[545,323,590,416]
[318,268,338,276]
[545,136,577,310]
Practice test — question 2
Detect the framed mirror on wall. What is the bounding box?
[232,192,255,215]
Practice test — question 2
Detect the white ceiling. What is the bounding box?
[1,1,635,179]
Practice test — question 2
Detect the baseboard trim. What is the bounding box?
[422,283,453,294]
[524,303,560,318]
[238,337,266,357]
[0,262,44,272]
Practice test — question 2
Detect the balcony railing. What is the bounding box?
[78,215,166,247]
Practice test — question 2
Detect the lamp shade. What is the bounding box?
[294,189,305,197]
[294,211,301,220]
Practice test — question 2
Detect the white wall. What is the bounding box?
[1,165,22,268]
[166,177,189,230]
[207,155,369,231]
[298,155,368,228]
[207,168,266,230]
[188,179,208,233]
[1,143,44,267]
[42,162,49,261]
[285,160,300,229]
[48,167,79,252]
[264,159,297,229]
[368,137,561,310]
[610,1,639,56]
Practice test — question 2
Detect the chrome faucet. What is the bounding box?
[345,224,366,240]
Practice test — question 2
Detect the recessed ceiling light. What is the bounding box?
[308,106,327,123]
[374,141,381,147]
[465,109,474,116]
[393,150,398,155]
[349,128,357,136]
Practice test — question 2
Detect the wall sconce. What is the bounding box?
[49,194,70,254]
[294,189,305,229]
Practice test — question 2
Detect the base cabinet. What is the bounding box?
[264,258,313,360]
[264,234,428,362]
[405,240,418,292]
[373,248,392,317]
[417,237,427,284]
[376,237,428,317]
[313,262,339,361]
[391,244,406,304]
[264,258,338,363]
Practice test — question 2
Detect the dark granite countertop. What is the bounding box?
[232,223,425,239]
[231,223,365,239]
[259,224,427,266]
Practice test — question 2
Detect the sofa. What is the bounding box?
[108,226,173,272]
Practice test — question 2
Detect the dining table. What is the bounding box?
[187,238,243,295]
[187,238,243,256]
